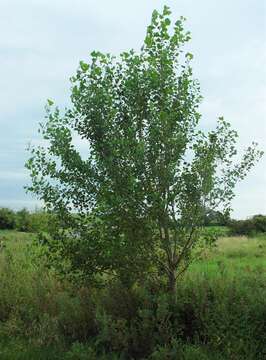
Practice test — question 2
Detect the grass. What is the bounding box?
[0,230,265,359]
[0,229,36,239]
[187,235,266,278]
[0,230,36,271]
[0,229,36,252]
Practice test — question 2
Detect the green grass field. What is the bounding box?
[0,230,265,359]
[1,229,265,284]
[0,229,36,242]
[187,234,266,278]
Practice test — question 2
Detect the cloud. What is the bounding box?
[0,199,42,210]
[0,0,265,218]
[0,171,28,181]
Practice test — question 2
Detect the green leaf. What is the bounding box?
[165,18,171,26]
[163,5,171,16]
[80,61,89,72]
[144,36,152,47]
[185,52,194,60]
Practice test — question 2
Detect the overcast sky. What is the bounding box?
[0,0,265,218]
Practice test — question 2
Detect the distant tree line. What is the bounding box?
[229,214,266,236]
[203,209,266,236]
[0,207,52,233]
[203,208,231,226]
[0,206,265,237]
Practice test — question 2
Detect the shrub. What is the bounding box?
[15,208,32,232]
[65,343,98,360]
[0,207,56,233]
[0,235,265,359]
[28,210,55,233]
[229,215,266,236]
[202,226,230,238]
[0,208,16,230]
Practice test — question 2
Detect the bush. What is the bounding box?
[28,210,55,233]
[229,215,266,236]
[0,237,265,359]
[203,209,231,227]
[15,208,32,232]
[0,207,56,233]
[202,226,230,238]
[0,208,16,230]
[252,215,266,233]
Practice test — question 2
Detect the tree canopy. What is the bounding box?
[26,6,263,293]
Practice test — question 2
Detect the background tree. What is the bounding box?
[0,208,16,230]
[203,207,231,226]
[15,208,31,232]
[26,6,263,295]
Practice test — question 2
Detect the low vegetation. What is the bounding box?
[228,215,266,236]
[0,228,265,359]
[0,207,54,233]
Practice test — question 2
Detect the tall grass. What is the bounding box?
[0,232,265,359]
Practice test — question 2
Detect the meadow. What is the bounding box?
[2,4,264,359]
[0,228,265,359]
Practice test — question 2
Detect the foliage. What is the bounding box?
[15,208,32,232]
[28,209,55,233]
[0,208,16,230]
[203,208,231,226]
[201,226,230,239]
[0,208,55,233]
[229,214,266,236]
[0,233,265,359]
[26,6,263,293]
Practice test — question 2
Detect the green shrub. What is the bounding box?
[0,208,16,230]
[15,208,32,232]
[65,342,98,360]
[28,210,58,234]
[252,215,266,233]
[0,339,63,360]
[229,215,266,236]
[0,207,56,233]
[0,238,265,359]
[203,209,231,227]
[202,226,230,238]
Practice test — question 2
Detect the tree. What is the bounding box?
[26,6,263,296]
[203,207,231,226]
[15,208,31,232]
[0,208,15,230]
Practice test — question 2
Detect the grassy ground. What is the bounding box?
[1,230,265,271]
[188,234,266,278]
[0,230,265,359]
[0,229,36,242]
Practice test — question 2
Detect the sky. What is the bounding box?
[0,0,265,219]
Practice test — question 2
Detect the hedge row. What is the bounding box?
[228,215,266,236]
[0,207,52,233]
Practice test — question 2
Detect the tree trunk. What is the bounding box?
[168,268,177,304]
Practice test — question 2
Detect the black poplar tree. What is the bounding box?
[26,7,262,294]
